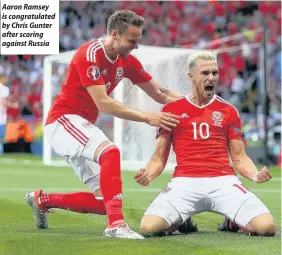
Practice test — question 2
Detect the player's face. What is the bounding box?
[113,25,142,58]
[189,60,219,101]
[0,75,8,85]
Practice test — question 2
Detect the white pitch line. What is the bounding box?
[0,188,280,193]
[0,188,158,193]
[0,158,43,166]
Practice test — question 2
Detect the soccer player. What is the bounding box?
[135,51,276,237]
[0,73,19,154]
[25,10,185,239]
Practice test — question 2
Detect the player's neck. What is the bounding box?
[188,92,212,107]
[102,37,118,60]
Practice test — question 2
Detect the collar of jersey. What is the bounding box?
[98,38,119,64]
[185,94,216,109]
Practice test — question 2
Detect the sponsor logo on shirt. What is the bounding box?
[115,67,124,80]
[179,113,189,118]
[101,69,108,75]
[87,65,100,80]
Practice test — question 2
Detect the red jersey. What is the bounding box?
[46,38,152,125]
[157,95,243,178]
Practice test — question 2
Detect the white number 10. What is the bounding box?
[192,122,210,139]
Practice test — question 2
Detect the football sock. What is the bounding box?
[239,225,249,233]
[99,145,124,226]
[39,192,106,215]
[230,221,249,234]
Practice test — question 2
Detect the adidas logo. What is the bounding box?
[101,69,107,75]
[106,228,117,236]
[113,193,122,200]
[180,113,189,118]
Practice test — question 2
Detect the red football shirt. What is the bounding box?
[46,38,152,124]
[157,95,243,177]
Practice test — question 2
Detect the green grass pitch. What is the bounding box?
[0,154,281,255]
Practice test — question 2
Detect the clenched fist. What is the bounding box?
[134,168,151,186]
[253,166,272,183]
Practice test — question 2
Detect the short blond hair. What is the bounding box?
[188,51,217,71]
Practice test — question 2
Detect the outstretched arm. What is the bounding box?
[135,133,172,186]
[86,85,179,131]
[229,139,272,183]
[137,79,182,104]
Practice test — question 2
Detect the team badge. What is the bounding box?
[212,111,223,127]
[82,121,93,128]
[87,65,100,80]
[115,67,124,79]
[212,111,223,121]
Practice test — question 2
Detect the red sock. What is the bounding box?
[99,145,124,225]
[239,225,249,233]
[230,220,249,234]
[39,192,106,215]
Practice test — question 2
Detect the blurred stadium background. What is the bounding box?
[0,2,281,255]
[0,1,281,166]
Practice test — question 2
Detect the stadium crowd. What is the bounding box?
[0,1,280,160]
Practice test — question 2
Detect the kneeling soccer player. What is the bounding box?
[135,51,276,237]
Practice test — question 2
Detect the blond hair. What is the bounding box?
[188,51,217,71]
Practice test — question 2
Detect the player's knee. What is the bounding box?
[95,142,120,163]
[254,222,276,236]
[252,223,276,237]
[247,214,276,236]
[140,215,169,234]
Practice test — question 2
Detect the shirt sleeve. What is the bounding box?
[73,47,105,87]
[124,55,152,84]
[228,107,243,141]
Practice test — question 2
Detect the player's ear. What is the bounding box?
[112,30,119,40]
[188,72,193,81]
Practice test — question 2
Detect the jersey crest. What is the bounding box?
[212,111,223,121]
[115,67,124,80]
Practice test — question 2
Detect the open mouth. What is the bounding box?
[205,85,214,92]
